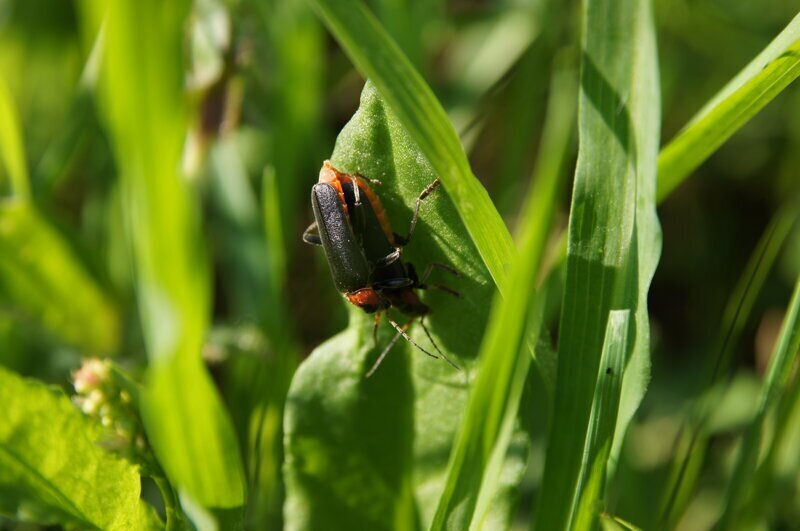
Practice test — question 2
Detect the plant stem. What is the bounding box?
[155,475,186,531]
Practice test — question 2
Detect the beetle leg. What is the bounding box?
[373,277,414,290]
[417,262,461,297]
[302,222,322,246]
[352,178,362,207]
[418,283,462,298]
[419,262,460,283]
[398,177,442,247]
[419,316,460,370]
[376,248,402,266]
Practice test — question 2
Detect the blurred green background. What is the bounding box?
[0,0,798,529]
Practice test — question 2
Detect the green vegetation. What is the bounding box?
[0,0,798,529]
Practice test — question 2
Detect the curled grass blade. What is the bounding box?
[535,0,661,527]
[308,0,515,294]
[430,62,576,531]
[717,278,800,528]
[572,310,630,531]
[657,13,800,200]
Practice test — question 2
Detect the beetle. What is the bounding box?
[303,161,459,376]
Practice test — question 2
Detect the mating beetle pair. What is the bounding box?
[303,161,460,376]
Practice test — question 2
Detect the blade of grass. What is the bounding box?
[307,0,515,295]
[95,0,245,509]
[718,278,800,528]
[658,197,800,527]
[534,0,661,527]
[430,61,576,531]
[0,76,30,200]
[743,342,800,521]
[599,513,642,531]
[0,202,120,353]
[657,12,800,201]
[0,75,119,354]
[709,199,800,382]
[571,310,630,531]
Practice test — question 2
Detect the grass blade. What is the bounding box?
[430,62,576,531]
[657,198,799,527]
[572,310,630,531]
[534,0,661,527]
[96,0,245,508]
[0,76,119,353]
[308,0,515,294]
[717,278,800,528]
[657,13,800,200]
[0,76,29,200]
[0,203,120,353]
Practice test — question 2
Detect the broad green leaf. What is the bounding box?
[572,310,630,530]
[284,83,498,530]
[657,13,800,200]
[95,0,245,508]
[718,278,800,528]
[308,0,515,295]
[535,0,661,528]
[0,366,157,530]
[430,63,576,531]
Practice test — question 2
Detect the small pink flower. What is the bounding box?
[73,358,110,394]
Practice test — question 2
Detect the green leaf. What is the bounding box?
[0,366,157,530]
[284,83,498,530]
[94,0,245,508]
[430,62,576,531]
[535,0,661,528]
[657,13,800,200]
[308,0,515,295]
[572,310,630,530]
[718,278,800,528]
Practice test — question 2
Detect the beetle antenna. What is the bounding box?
[419,316,460,371]
[372,312,381,349]
[400,177,442,246]
[366,325,405,378]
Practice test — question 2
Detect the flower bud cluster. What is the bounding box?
[71,358,151,470]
